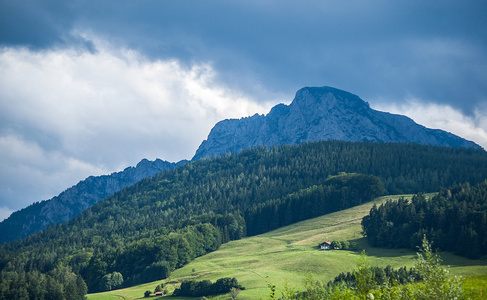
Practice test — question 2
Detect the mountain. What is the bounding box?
[2,140,487,296]
[0,158,187,244]
[193,86,480,160]
[2,86,481,244]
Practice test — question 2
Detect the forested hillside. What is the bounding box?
[245,173,385,236]
[362,180,487,259]
[1,141,487,298]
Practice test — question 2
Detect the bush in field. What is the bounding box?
[411,236,464,299]
[331,241,342,249]
[154,284,163,293]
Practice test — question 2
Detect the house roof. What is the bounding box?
[321,241,331,245]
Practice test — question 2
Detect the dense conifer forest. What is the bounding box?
[245,173,385,236]
[1,140,486,298]
[362,180,487,258]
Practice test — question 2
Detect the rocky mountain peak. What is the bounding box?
[193,86,480,160]
[293,86,370,112]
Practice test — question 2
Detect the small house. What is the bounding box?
[319,241,331,250]
[155,291,164,296]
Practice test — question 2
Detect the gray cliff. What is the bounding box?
[193,86,480,160]
[0,158,187,243]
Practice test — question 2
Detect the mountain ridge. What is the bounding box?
[193,86,480,160]
[0,158,187,244]
[1,85,481,244]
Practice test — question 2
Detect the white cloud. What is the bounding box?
[0,207,14,222]
[0,35,275,213]
[372,99,487,150]
[0,134,108,216]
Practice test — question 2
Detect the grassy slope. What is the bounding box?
[88,195,487,300]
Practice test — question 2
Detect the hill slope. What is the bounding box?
[194,86,480,160]
[89,195,487,300]
[0,158,186,244]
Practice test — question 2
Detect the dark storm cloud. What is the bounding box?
[2,1,486,112]
[76,1,487,113]
[0,0,73,47]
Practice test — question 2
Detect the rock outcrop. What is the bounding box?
[193,86,480,160]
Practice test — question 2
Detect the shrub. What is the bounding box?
[331,240,342,249]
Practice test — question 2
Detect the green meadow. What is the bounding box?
[88,195,487,299]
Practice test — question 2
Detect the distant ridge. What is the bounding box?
[193,86,480,160]
[0,158,187,244]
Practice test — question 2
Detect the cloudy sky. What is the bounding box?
[1,0,486,221]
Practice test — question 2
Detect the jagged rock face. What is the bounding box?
[193,86,480,160]
[0,158,187,244]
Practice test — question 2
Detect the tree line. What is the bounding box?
[1,140,486,298]
[328,265,421,288]
[362,180,487,258]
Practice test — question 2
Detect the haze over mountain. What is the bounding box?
[194,86,480,160]
[0,159,186,244]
